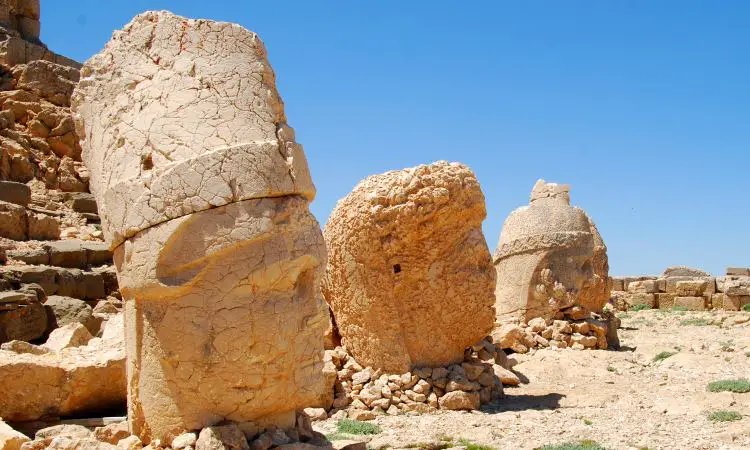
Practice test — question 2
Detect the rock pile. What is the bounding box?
[323,161,496,374]
[492,313,620,353]
[611,266,750,311]
[2,414,363,450]
[315,337,522,421]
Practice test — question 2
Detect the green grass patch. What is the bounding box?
[458,439,496,450]
[336,419,382,435]
[616,312,630,319]
[707,410,743,422]
[606,366,616,372]
[707,379,750,393]
[671,306,689,312]
[653,351,677,362]
[583,419,593,425]
[742,304,750,312]
[538,441,606,450]
[404,443,452,450]
[679,318,710,326]
[745,351,750,357]
[629,304,651,312]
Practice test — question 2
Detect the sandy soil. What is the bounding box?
[314,309,750,450]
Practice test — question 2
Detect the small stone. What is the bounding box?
[413,367,432,378]
[412,379,431,395]
[93,422,130,444]
[461,363,486,381]
[527,317,547,332]
[302,407,328,422]
[332,441,367,450]
[431,367,448,380]
[348,410,376,421]
[196,424,249,450]
[386,404,400,415]
[438,391,480,410]
[117,435,143,450]
[492,364,520,386]
[351,368,372,386]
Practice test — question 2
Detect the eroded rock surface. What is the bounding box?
[494,180,611,324]
[71,11,328,443]
[323,161,496,373]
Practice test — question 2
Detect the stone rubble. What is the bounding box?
[611,266,750,311]
[317,336,525,420]
[491,313,620,353]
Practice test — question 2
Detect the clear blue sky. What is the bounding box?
[42,1,749,276]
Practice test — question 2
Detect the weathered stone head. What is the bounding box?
[323,161,496,374]
[494,180,610,323]
[72,11,327,443]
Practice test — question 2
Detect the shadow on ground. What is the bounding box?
[482,392,566,413]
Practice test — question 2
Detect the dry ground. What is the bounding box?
[314,309,750,450]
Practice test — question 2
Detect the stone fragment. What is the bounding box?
[196,425,249,450]
[323,161,495,373]
[117,435,143,450]
[42,322,93,351]
[93,422,130,445]
[492,364,520,386]
[0,200,27,240]
[35,425,91,441]
[0,314,125,421]
[438,391,480,410]
[347,410,376,421]
[494,180,610,323]
[44,295,98,334]
[171,433,197,450]
[72,11,328,442]
[0,339,48,355]
[0,180,31,206]
[0,420,30,450]
[0,299,47,343]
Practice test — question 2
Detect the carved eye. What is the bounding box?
[393,264,402,274]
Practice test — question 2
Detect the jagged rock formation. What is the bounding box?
[494,180,612,324]
[71,11,328,444]
[323,161,496,374]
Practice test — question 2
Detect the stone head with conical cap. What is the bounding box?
[493,180,610,323]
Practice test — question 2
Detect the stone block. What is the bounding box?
[628,280,658,294]
[0,180,31,206]
[14,265,57,294]
[674,296,706,311]
[664,276,696,293]
[656,278,666,292]
[628,293,656,309]
[0,301,47,343]
[6,247,49,265]
[610,278,624,291]
[82,241,112,266]
[655,293,676,310]
[711,294,739,311]
[68,192,98,214]
[46,240,86,268]
[0,200,27,240]
[675,279,709,296]
[27,212,60,240]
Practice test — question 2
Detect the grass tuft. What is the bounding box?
[629,304,651,312]
[538,441,606,450]
[671,306,689,312]
[707,410,743,422]
[457,439,496,450]
[606,366,616,372]
[743,304,750,312]
[653,351,676,362]
[583,419,593,425]
[679,318,710,326]
[707,379,750,393]
[336,419,382,435]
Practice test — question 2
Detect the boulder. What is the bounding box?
[44,295,98,335]
[0,313,126,421]
[438,391,480,410]
[196,425,249,450]
[323,161,496,373]
[42,322,93,351]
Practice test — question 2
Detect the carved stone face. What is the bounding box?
[530,246,597,317]
[115,198,328,442]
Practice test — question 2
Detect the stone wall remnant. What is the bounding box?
[323,161,496,374]
[71,11,328,444]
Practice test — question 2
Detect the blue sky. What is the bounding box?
[42,1,749,276]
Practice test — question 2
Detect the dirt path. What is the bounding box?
[314,309,750,450]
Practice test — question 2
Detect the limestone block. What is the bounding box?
[0,300,46,343]
[27,212,60,240]
[42,322,93,351]
[0,199,27,240]
[674,296,706,311]
[0,180,30,205]
[664,276,697,294]
[628,280,658,294]
[655,293,676,310]
[45,240,86,268]
[675,279,709,296]
[723,278,750,296]
[0,314,126,421]
[494,180,611,323]
[710,294,739,311]
[629,293,656,309]
[656,278,666,292]
[323,161,495,373]
[43,295,98,334]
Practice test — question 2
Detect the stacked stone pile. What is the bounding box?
[492,313,620,353]
[1,415,365,450]
[315,337,522,421]
[610,266,750,311]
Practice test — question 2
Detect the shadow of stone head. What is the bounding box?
[481,392,566,413]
